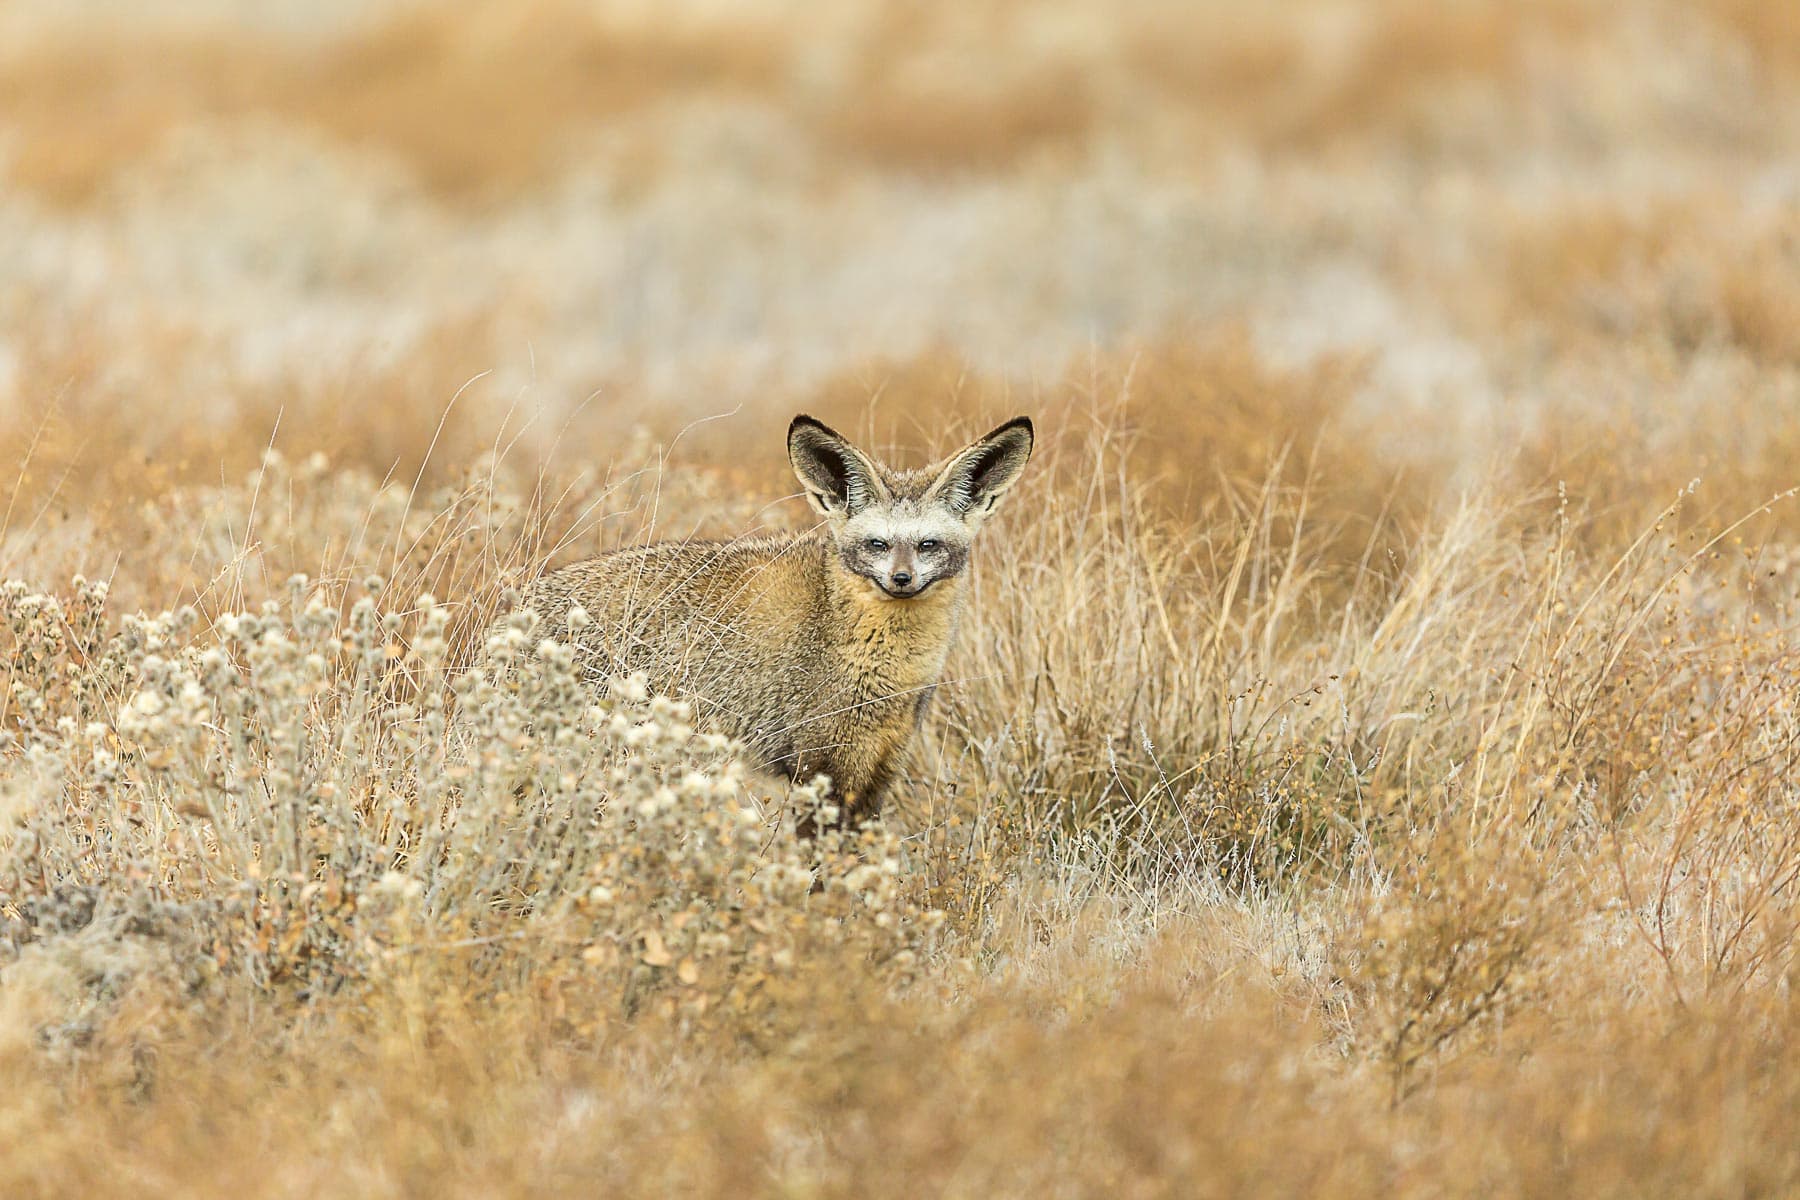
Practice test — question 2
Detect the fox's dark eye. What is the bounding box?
[919,539,940,551]
[866,538,889,552]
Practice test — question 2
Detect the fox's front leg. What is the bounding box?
[783,747,839,840]
[787,743,897,838]
[835,753,900,828]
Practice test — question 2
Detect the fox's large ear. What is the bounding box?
[928,417,1034,520]
[788,415,888,517]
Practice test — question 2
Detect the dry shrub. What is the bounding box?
[0,574,934,1042]
[1443,198,1800,544]
[298,3,782,200]
[9,0,1792,209]
[1128,0,1594,154]
[1344,816,1562,1097]
[1495,202,1699,341]
[5,901,1799,1197]
[0,29,282,208]
[0,1,782,206]
[1485,200,1800,370]
[1703,0,1800,72]
[816,4,1094,172]
[793,334,1383,532]
[0,311,509,513]
[1509,388,1800,548]
[1718,250,1800,368]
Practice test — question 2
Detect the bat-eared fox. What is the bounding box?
[512,414,1034,828]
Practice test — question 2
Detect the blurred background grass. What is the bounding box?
[6,4,1800,1196]
[4,0,1798,517]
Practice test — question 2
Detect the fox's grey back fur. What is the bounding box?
[512,414,1034,826]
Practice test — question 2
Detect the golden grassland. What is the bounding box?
[5,1,1800,1195]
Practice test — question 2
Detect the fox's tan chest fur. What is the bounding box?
[828,575,962,708]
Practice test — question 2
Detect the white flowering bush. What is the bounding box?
[0,575,938,1042]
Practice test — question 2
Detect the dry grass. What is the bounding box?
[6,356,1800,1194]
[7,0,1793,207]
[5,0,1800,1196]
[0,3,783,206]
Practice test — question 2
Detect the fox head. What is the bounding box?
[788,414,1034,600]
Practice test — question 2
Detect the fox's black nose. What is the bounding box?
[891,571,913,587]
